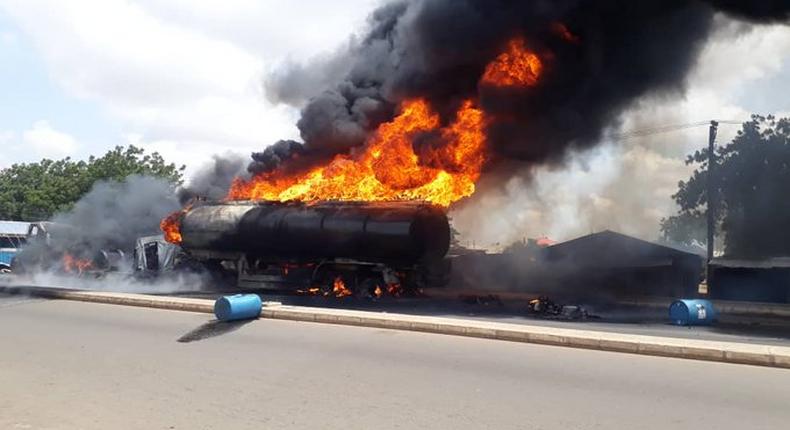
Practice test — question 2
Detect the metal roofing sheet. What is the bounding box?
[710,257,790,269]
[0,221,30,236]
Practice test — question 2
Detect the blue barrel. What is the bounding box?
[669,299,717,326]
[214,294,262,322]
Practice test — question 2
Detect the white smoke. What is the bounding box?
[52,175,180,251]
[451,142,692,249]
[3,271,209,294]
[450,19,790,249]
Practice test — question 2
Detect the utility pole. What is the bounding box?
[706,120,719,275]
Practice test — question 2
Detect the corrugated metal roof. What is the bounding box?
[545,229,703,268]
[710,257,790,269]
[0,221,30,236]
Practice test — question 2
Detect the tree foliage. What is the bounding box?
[661,115,790,258]
[0,145,184,221]
[660,211,707,246]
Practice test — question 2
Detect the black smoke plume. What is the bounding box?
[248,140,305,176]
[255,0,790,176]
[179,153,248,203]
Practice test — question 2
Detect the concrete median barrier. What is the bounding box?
[4,286,790,369]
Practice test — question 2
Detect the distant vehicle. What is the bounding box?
[0,221,30,273]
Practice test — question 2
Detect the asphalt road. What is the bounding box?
[1,296,790,429]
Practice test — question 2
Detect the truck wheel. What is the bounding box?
[358,276,385,299]
[9,258,24,274]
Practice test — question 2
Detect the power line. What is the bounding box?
[609,119,744,141]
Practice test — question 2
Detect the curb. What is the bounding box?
[4,286,790,369]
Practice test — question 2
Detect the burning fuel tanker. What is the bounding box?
[163,200,452,293]
[156,27,557,293]
[180,200,449,262]
[158,22,576,293]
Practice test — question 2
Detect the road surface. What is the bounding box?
[1,295,789,429]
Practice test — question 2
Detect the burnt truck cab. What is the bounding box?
[134,234,185,275]
[176,200,453,293]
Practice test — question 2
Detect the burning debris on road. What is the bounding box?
[297,277,408,299]
[527,296,595,321]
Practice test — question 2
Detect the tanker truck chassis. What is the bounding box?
[176,200,452,294]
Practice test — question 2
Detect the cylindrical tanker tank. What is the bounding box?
[179,201,450,263]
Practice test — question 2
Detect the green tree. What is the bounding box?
[85,145,184,184]
[661,115,790,258]
[0,145,184,221]
[660,212,707,246]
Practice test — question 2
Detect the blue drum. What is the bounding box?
[669,299,717,326]
[214,294,262,322]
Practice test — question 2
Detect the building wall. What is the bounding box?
[710,267,790,303]
[449,252,702,301]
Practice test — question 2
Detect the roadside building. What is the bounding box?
[709,257,790,303]
[542,230,704,299]
[450,230,704,301]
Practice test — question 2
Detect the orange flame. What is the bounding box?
[281,263,299,276]
[296,287,322,296]
[62,252,93,274]
[480,37,542,87]
[163,36,543,236]
[551,22,580,44]
[228,98,486,207]
[161,206,188,244]
[373,285,383,298]
[332,276,353,298]
[386,282,403,297]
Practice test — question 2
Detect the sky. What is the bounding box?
[0,0,376,172]
[1,0,789,244]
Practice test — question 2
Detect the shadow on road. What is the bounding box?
[0,289,52,308]
[177,319,255,343]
